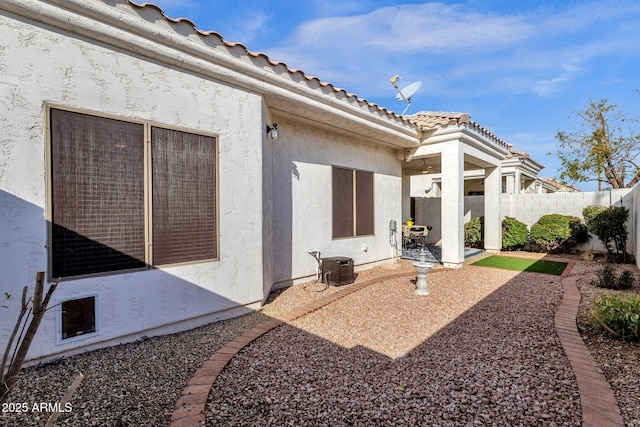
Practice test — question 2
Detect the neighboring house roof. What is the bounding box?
[538,177,581,192]
[507,147,545,169]
[127,0,412,126]
[408,111,471,128]
[408,111,512,150]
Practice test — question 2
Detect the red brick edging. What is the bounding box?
[555,266,625,427]
[171,264,626,427]
[169,271,415,427]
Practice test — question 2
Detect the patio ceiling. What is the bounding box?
[402,155,498,176]
[401,111,511,173]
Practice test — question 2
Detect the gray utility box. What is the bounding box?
[321,256,355,286]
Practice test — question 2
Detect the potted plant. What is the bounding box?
[406,217,414,227]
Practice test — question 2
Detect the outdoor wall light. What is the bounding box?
[266,123,279,140]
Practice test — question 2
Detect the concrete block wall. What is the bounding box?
[503,190,632,227]
[413,188,636,255]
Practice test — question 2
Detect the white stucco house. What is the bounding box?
[0,0,508,363]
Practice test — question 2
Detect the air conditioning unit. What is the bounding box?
[321,256,355,286]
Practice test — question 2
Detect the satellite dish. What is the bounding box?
[395,81,422,101]
[389,74,422,115]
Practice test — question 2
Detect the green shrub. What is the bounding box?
[589,293,640,340]
[592,264,618,289]
[590,263,637,290]
[568,217,590,246]
[464,216,484,248]
[582,205,630,262]
[529,214,585,253]
[582,205,606,228]
[617,270,637,290]
[502,217,528,250]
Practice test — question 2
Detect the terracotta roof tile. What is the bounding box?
[408,111,511,149]
[538,177,581,192]
[507,147,545,169]
[127,1,412,125]
[408,111,471,128]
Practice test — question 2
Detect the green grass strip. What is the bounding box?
[472,255,567,275]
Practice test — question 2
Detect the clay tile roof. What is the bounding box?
[538,177,581,192]
[408,111,471,128]
[508,147,529,158]
[408,111,511,149]
[126,1,413,125]
[508,147,545,169]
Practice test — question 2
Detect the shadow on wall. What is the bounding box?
[0,189,255,364]
[1,255,585,426]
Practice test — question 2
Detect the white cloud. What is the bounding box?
[290,3,534,54]
[259,0,640,101]
[532,63,584,97]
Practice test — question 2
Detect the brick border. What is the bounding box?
[171,264,626,427]
[555,269,624,427]
[170,271,415,427]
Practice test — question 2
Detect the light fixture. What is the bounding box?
[421,160,432,174]
[266,123,279,140]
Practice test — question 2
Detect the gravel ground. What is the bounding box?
[0,311,270,426]
[208,263,581,426]
[1,257,638,426]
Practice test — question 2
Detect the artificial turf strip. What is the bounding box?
[472,255,568,275]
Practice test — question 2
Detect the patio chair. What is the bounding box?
[402,224,432,249]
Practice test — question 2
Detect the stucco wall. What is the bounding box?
[271,116,402,286]
[0,10,266,360]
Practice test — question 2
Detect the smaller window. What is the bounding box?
[332,166,374,238]
[58,295,98,343]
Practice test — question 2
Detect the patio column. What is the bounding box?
[505,174,516,194]
[440,142,464,268]
[484,165,502,252]
[401,173,411,223]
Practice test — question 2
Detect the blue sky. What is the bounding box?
[152,0,640,191]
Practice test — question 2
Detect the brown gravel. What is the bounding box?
[1,257,638,426]
[208,262,581,426]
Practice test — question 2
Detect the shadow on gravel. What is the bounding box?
[206,260,582,427]
[1,255,583,427]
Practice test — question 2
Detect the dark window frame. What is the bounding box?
[331,166,375,239]
[47,106,219,280]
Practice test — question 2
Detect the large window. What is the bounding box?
[332,166,374,238]
[49,108,217,278]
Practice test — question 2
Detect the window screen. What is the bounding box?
[50,109,146,277]
[332,167,374,238]
[151,127,217,265]
[355,170,374,236]
[332,167,354,238]
[49,108,218,278]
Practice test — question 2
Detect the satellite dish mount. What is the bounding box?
[389,75,422,115]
